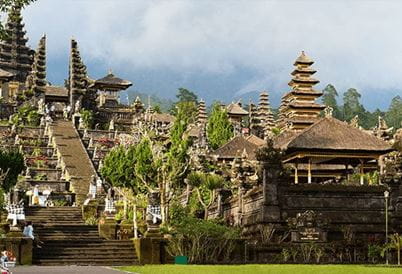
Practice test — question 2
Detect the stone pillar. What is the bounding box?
[262,165,281,222]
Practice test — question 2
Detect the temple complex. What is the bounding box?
[1,4,402,268]
[278,51,325,131]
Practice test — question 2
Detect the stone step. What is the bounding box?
[33,258,136,266]
[34,250,136,256]
[39,240,134,246]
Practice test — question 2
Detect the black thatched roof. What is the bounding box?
[212,136,260,160]
[91,72,132,91]
[274,117,393,154]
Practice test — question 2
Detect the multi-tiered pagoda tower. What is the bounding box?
[0,5,34,84]
[278,51,325,131]
[257,91,275,136]
[197,99,207,125]
[26,35,47,97]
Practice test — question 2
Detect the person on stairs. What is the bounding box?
[23,221,43,248]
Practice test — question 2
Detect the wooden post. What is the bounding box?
[294,163,299,185]
[308,158,312,184]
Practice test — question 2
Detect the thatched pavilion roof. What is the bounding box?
[246,134,266,146]
[274,117,393,154]
[226,103,249,116]
[211,136,260,160]
[91,72,132,91]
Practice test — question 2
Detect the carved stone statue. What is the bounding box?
[108,119,115,131]
[75,99,81,114]
[38,98,45,114]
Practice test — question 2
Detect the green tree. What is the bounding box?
[0,1,37,39]
[186,172,225,219]
[11,104,40,127]
[100,145,144,193]
[170,88,198,121]
[385,96,402,130]
[176,88,198,103]
[322,84,341,119]
[207,103,234,150]
[0,149,24,192]
[382,233,402,265]
[342,88,365,122]
[80,109,93,129]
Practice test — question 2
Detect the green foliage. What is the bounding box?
[256,139,283,166]
[381,233,402,265]
[133,137,159,190]
[80,108,94,129]
[186,172,225,219]
[176,88,198,103]
[101,145,146,193]
[85,216,98,225]
[322,84,342,119]
[0,149,24,192]
[11,104,40,127]
[169,88,198,123]
[166,214,240,263]
[368,243,383,264]
[0,1,37,39]
[385,96,402,130]
[206,103,234,150]
[281,248,290,262]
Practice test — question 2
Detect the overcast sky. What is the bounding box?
[17,0,402,109]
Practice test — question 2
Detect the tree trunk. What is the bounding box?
[133,204,138,238]
[123,198,127,219]
[160,184,166,224]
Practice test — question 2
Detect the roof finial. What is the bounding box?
[108,68,113,75]
[324,106,333,118]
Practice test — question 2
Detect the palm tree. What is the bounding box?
[382,233,402,265]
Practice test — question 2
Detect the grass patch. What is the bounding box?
[117,264,402,274]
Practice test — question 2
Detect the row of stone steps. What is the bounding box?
[26,207,138,266]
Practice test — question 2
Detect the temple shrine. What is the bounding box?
[278,51,325,131]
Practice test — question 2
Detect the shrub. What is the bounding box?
[166,215,241,264]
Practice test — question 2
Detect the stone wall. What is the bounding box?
[209,169,397,239]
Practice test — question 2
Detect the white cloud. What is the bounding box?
[19,0,402,107]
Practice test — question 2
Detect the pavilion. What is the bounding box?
[274,116,393,184]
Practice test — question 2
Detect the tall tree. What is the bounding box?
[170,88,198,121]
[207,103,234,150]
[322,84,341,119]
[176,88,198,103]
[0,1,37,39]
[342,88,365,122]
[385,96,402,130]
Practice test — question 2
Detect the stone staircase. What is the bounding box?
[26,207,138,266]
[50,120,97,204]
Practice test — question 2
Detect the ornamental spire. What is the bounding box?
[68,39,88,108]
[0,5,34,82]
[27,35,47,95]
